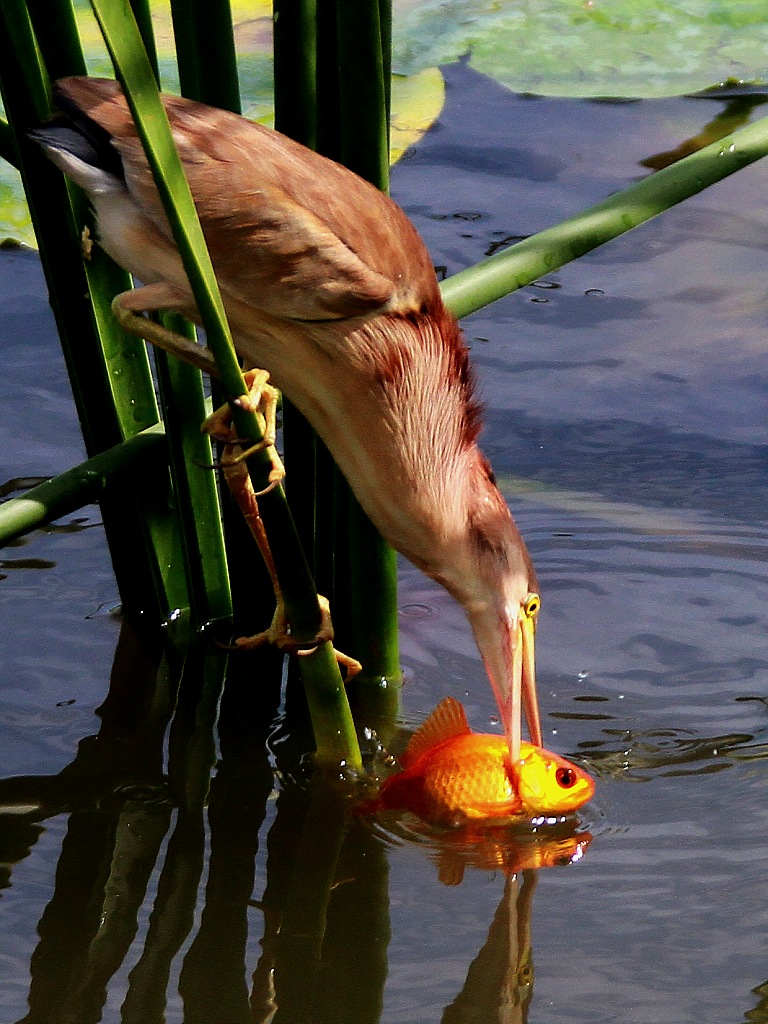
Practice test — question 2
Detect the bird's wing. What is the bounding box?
[54,78,440,322]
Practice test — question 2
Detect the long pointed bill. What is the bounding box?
[470,606,542,762]
[520,613,542,748]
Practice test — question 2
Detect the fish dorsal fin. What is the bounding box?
[401,697,472,769]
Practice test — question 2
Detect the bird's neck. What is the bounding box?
[303,305,490,580]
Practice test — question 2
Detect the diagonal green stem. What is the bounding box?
[441,112,768,319]
[0,426,165,546]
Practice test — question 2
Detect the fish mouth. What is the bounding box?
[517,770,595,815]
[469,603,542,761]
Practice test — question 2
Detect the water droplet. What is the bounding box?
[530,296,549,304]
[400,602,433,619]
[489,714,499,725]
[585,288,604,297]
[578,670,589,680]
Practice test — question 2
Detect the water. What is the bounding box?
[2,63,768,1022]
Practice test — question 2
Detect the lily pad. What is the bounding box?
[392,0,768,98]
[391,67,445,163]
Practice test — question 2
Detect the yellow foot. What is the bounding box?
[227,595,363,679]
[203,368,285,490]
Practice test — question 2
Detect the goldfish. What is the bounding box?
[366,696,595,825]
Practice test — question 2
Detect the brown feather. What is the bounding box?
[54,77,441,322]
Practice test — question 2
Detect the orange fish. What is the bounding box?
[367,697,595,825]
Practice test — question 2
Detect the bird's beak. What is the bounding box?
[469,602,542,762]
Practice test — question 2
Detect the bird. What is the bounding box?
[31,76,543,760]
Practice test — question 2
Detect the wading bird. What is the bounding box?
[32,77,542,759]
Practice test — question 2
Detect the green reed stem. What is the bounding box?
[336,0,389,184]
[165,0,278,637]
[0,425,165,546]
[272,0,322,584]
[169,0,241,112]
[155,314,232,629]
[273,0,317,147]
[332,0,402,697]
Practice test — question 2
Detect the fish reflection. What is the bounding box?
[431,826,591,886]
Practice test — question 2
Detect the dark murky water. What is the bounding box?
[2,63,768,1022]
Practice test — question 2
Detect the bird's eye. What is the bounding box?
[524,593,540,619]
[556,767,577,788]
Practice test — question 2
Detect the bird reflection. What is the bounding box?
[442,871,537,1024]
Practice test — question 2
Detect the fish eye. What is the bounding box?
[524,593,540,619]
[556,767,577,788]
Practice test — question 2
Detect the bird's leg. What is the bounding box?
[111,285,218,375]
[204,371,362,678]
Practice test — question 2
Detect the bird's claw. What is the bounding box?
[226,594,362,678]
[202,368,285,485]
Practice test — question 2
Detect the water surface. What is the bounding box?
[1,64,768,1023]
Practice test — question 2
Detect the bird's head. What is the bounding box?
[431,454,542,761]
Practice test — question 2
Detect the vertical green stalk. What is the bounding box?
[332,0,402,697]
[166,0,279,639]
[135,2,232,633]
[128,0,159,77]
[336,0,389,186]
[273,0,331,604]
[273,0,316,147]
[153,321,232,630]
[169,0,241,112]
[0,0,188,624]
[273,0,401,701]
